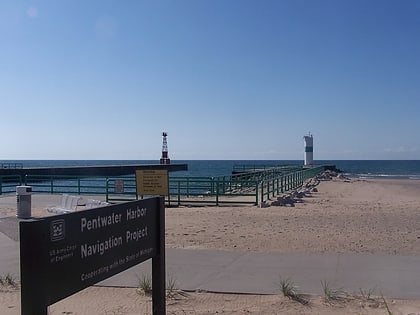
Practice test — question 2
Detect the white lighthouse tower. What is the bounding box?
[303,133,314,166]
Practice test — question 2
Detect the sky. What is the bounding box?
[1,0,419,161]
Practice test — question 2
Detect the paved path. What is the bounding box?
[1,193,420,299]
[99,248,420,299]
[1,218,420,299]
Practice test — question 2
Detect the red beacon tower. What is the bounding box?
[160,132,171,165]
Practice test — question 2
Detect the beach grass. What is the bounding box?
[277,277,309,305]
[321,280,346,303]
[136,273,152,296]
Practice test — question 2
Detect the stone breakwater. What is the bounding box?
[260,170,349,208]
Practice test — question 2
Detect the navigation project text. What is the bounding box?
[80,206,149,259]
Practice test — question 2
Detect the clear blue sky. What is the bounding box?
[1,0,419,160]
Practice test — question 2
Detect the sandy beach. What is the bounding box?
[166,178,420,255]
[1,176,420,314]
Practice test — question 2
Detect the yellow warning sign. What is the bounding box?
[136,170,168,196]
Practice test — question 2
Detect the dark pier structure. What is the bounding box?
[0,163,187,178]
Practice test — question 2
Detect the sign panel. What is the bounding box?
[136,169,168,196]
[20,198,164,314]
[114,179,124,194]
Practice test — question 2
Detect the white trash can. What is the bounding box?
[16,186,32,219]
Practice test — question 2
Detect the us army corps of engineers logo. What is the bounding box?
[51,219,65,241]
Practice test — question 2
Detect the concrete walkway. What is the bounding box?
[99,248,420,299]
[1,220,420,299]
[1,193,420,299]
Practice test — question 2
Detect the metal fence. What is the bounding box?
[259,166,324,202]
[104,166,325,206]
[0,175,23,195]
[0,162,23,169]
[0,166,326,206]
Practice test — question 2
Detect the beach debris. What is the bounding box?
[294,189,311,199]
[303,177,320,188]
[263,193,301,207]
[260,201,270,208]
[278,195,296,206]
[317,170,337,180]
[315,170,351,182]
[337,173,351,181]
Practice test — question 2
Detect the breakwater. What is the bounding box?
[0,163,187,178]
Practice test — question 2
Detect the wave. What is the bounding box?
[347,173,420,180]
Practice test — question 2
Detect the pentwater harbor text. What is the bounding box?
[80,206,149,258]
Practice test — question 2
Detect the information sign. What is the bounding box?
[20,197,165,315]
[114,179,124,194]
[136,169,168,196]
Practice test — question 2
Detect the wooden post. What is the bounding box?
[152,197,166,315]
[20,221,48,315]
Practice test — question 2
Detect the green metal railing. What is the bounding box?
[105,166,325,206]
[24,175,109,195]
[104,176,259,206]
[1,162,23,169]
[259,166,324,202]
[0,175,22,195]
[0,166,326,206]
[166,177,258,206]
[105,177,137,203]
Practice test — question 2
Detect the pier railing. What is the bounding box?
[166,176,258,206]
[1,162,23,169]
[258,166,324,202]
[0,175,23,195]
[0,166,326,205]
[24,175,109,195]
[102,176,259,206]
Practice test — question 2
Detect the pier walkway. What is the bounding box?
[0,163,188,177]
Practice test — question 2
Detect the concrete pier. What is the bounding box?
[0,163,187,178]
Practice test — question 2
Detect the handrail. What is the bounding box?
[1,162,23,169]
[1,166,327,206]
[105,166,325,206]
[0,175,23,195]
[258,166,325,202]
[24,175,108,195]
